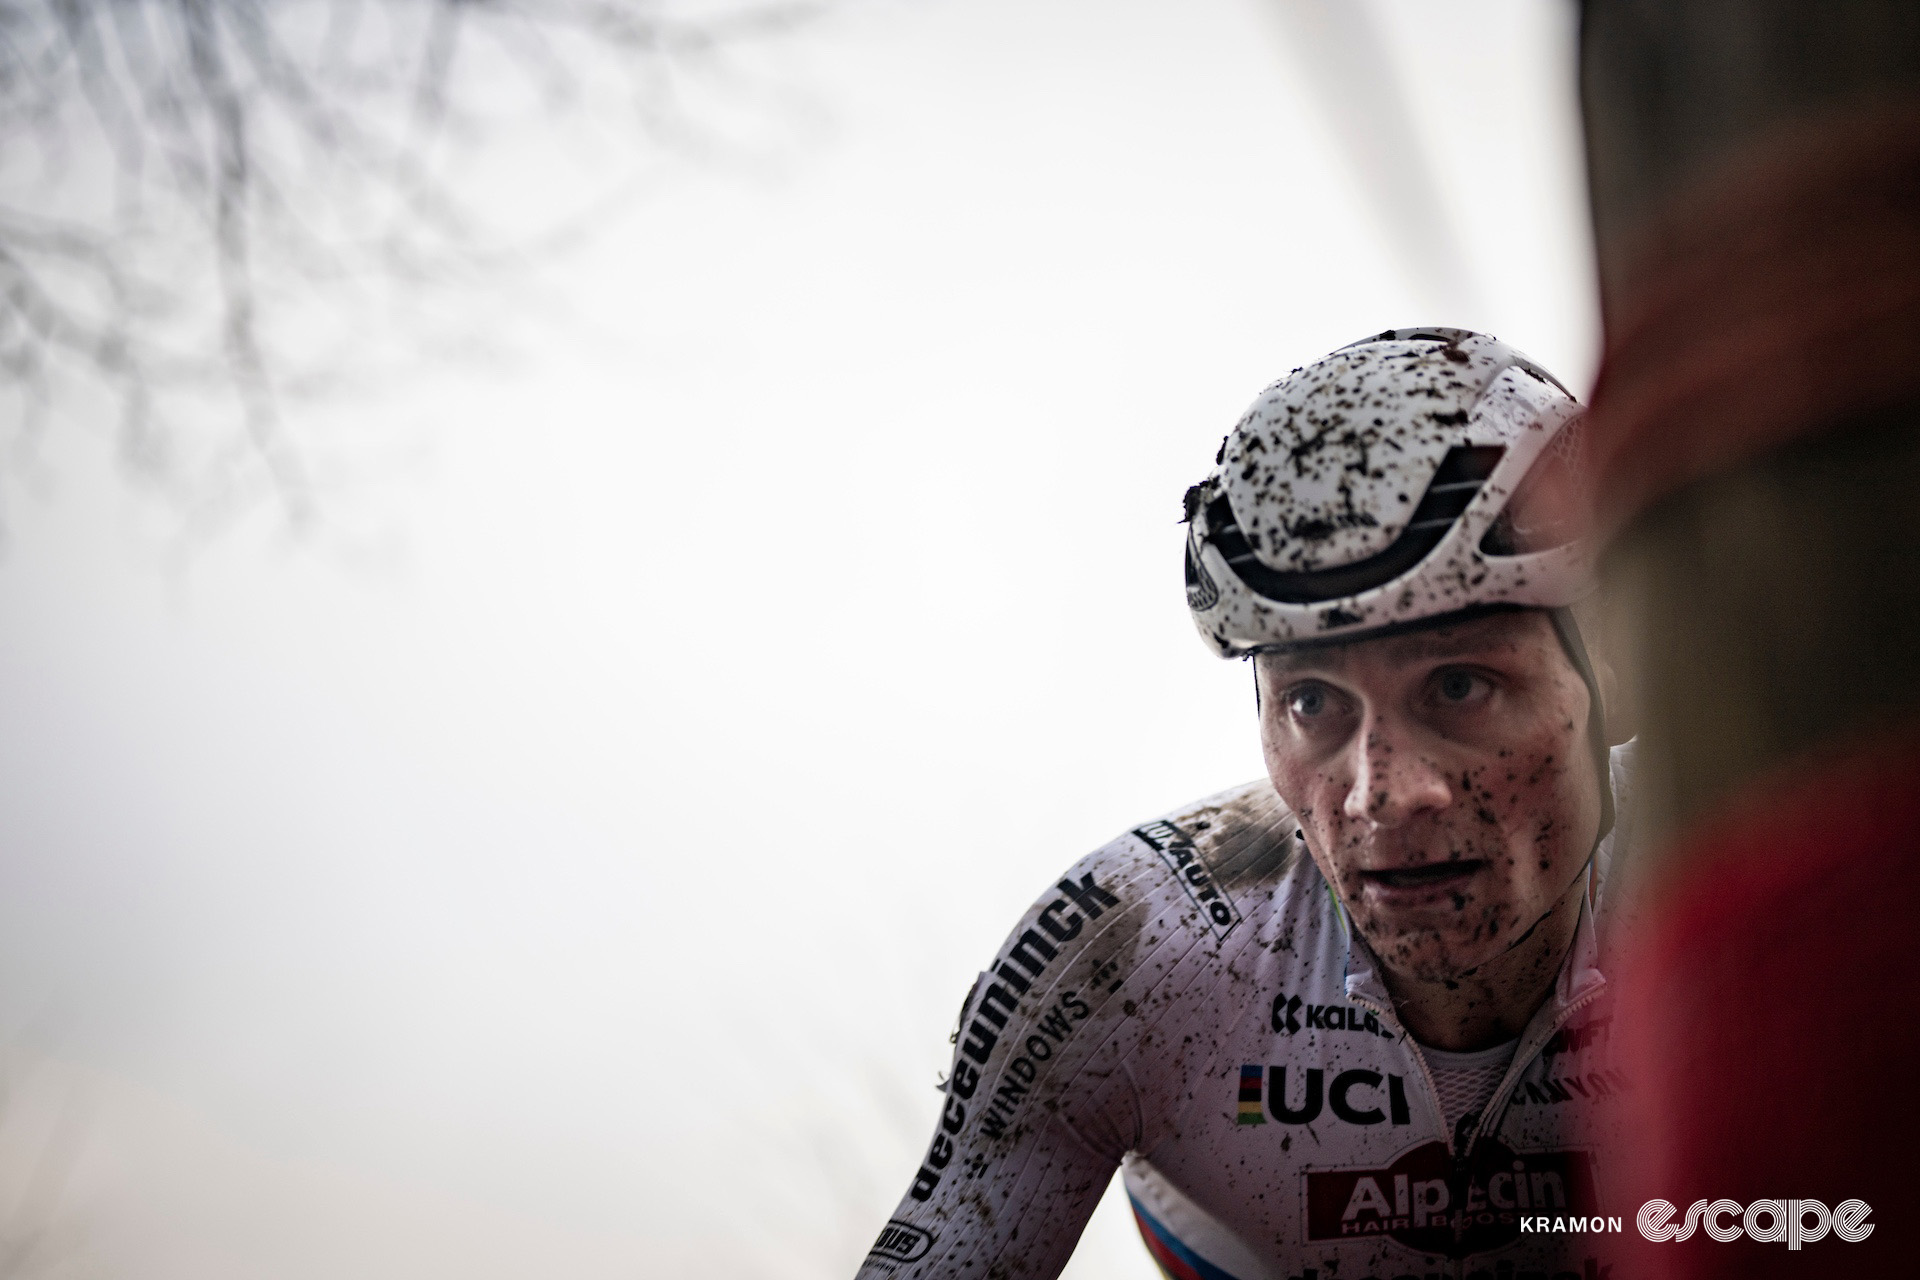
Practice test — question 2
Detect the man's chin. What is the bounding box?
[1356,922,1499,987]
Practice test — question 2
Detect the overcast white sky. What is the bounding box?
[0,2,1595,1276]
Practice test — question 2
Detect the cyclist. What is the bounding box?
[859,329,1633,1280]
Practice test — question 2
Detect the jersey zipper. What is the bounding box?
[1449,983,1609,1276]
[1471,862,1610,1152]
[1349,979,1607,1279]
[1467,980,1607,1154]
[1343,991,1467,1278]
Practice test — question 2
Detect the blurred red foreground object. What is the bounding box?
[1613,730,1920,1278]
[1577,10,1920,1275]
[1585,106,1920,539]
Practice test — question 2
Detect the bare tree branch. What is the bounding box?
[0,0,827,547]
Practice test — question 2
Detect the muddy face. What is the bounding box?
[1255,611,1600,985]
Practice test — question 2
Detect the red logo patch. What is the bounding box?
[1306,1139,1598,1258]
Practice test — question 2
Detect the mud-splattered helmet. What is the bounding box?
[1183,328,1594,657]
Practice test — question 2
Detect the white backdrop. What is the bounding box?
[0,2,1596,1276]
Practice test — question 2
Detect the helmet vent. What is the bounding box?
[1184,533,1221,610]
[1207,445,1504,605]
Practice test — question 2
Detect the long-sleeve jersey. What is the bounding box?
[859,747,1636,1280]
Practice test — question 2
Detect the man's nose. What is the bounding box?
[1343,716,1453,826]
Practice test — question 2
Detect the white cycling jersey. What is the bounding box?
[858,746,1635,1280]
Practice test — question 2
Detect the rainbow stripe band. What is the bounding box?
[1236,1065,1265,1125]
[1127,1191,1249,1280]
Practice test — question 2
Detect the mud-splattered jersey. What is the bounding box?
[858,747,1635,1280]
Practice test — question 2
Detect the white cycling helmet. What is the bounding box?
[1184,328,1594,657]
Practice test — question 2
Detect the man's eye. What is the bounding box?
[1436,669,1487,703]
[1287,684,1332,719]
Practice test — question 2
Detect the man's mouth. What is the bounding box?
[1361,860,1487,892]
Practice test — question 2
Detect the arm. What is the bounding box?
[857,781,1297,1279]
[857,865,1149,1279]
[858,1087,1118,1279]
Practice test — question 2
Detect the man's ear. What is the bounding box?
[1594,652,1634,746]
[1573,591,1638,746]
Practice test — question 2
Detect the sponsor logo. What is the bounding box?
[1542,1014,1612,1058]
[868,1220,933,1263]
[909,873,1119,1202]
[1238,1064,1411,1126]
[975,990,1091,1139]
[1132,819,1243,940]
[1270,993,1397,1039]
[1509,1068,1632,1107]
[1305,1137,1599,1258]
[1637,1198,1874,1247]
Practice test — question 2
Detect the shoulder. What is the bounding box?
[948,781,1311,1106]
[978,780,1309,992]
[1119,779,1308,940]
[939,783,1333,1160]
